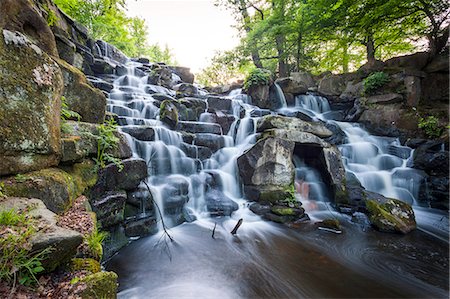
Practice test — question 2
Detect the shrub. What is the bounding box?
[94,119,123,171]
[418,115,443,139]
[243,68,271,89]
[363,72,390,95]
[0,208,51,286]
[84,225,108,260]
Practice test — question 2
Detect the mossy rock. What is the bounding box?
[366,198,416,234]
[318,218,341,231]
[160,100,179,129]
[1,165,96,214]
[0,29,63,176]
[271,205,304,217]
[79,271,118,299]
[70,258,101,274]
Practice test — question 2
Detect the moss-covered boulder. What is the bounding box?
[366,197,416,234]
[70,258,101,274]
[237,137,295,203]
[56,58,106,123]
[160,100,179,129]
[1,163,97,213]
[0,197,83,273]
[79,271,118,299]
[61,121,132,163]
[0,29,63,176]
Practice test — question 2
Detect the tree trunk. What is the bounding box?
[366,35,375,62]
[342,42,349,73]
[296,32,302,72]
[238,0,263,68]
[276,34,288,77]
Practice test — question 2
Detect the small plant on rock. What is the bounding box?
[243,68,271,89]
[363,72,390,95]
[84,225,108,260]
[61,96,81,134]
[94,118,123,171]
[0,208,51,286]
[418,115,443,139]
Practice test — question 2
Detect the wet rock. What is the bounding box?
[264,212,297,224]
[174,83,199,97]
[160,100,179,129]
[169,66,195,84]
[0,30,63,176]
[207,96,233,113]
[173,97,207,121]
[276,77,308,95]
[57,58,106,123]
[318,74,346,96]
[412,141,449,176]
[324,122,347,145]
[87,76,114,93]
[91,58,116,74]
[121,126,155,141]
[91,191,127,228]
[126,186,153,210]
[193,133,228,152]
[124,215,157,237]
[79,271,118,299]
[0,198,82,272]
[93,40,128,64]
[205,189,239,216]
[257,115,333,138]
[249,202,271,215]
[359,103,419,134]
[366,197,416,234]
[317,219,341,231]
[261,129,329,148]
[246,84,270,109]
[178,121,222,135]
[278,110,314,122]
[90,158,148,199]
[237,137,295,203]
[271,205,305,217]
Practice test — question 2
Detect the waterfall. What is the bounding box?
[274,83,287,108]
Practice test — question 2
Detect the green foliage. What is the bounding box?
[53,0,177,63]
[94,119,123,170]
[84,225,108,260]
[0,208,51,286]
[0,182,5,198]
[363,72,390,95]
[418,115,443,139]
[43,4,59,26]
[243,68,271,89]
[61,96,81,134]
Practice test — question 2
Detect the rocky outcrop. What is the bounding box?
[238,137,295,203]
[0,197,83,272]
[0,30,63,176]
[257,115,333,138]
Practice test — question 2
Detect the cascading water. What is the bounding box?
[98,56,448,298]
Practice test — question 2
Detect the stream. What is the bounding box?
[100,58,449,298]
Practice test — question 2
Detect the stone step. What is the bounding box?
[193,133,232,153]
[177,121,222,135]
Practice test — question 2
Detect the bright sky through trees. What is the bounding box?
[126,0,240,72]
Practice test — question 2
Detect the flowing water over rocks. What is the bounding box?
[92,52,448,298]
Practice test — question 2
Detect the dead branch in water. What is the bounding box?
[212,222,217,239]
[231,218,243,235]
[143,180,174,242]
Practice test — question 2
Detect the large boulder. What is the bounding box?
[359,103,419,134]
[0,0,58,56]
[276,77,308,95]
[237,137,295,203]
[57,59,106,123]
[291,71,316,89]
[412,141,449,176]
[246,84,271,109]
[159,100,179,129]
[0,30,63,176]
[318,74,346,96]
[0,197,83,272]
[257,115,333,138]
[1,163,97,214]
[366,196,416,234]
[169,66,195,84]
[205,189,239,216]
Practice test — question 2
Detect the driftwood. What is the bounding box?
[230,218,243,235]
[212,222,217,239]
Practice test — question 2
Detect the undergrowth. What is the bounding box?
[244,68,271,89]
[94,118,123,171]
[60,96,81,135]
[84,225,108,260]
[363,72,389,95]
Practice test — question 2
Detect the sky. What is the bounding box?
[126,0,240,73]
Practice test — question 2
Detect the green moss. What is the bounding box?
[259,185,294,203]
[79,271,118,299]
[70,258,101,274]
[363,72,390,95]
[244,68,271,89]
[366,198,416,234]
[271,206,296,216]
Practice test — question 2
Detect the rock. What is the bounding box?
[93,40,128,64]
[322,146,347,201]
[0,197,83,272]
[121,126,155,141]
[124,215,158,237]
[207,96,233,113]
[160,100,179,129]
[61,121,132,163]
[174,83,199,97]
[424,53,449,73]
[249,202,271,215]
[177,121,222,135]
[340,81,364,100]
[169,66,195,83]
[359,103,419,133]
[257,115,333,138]
[366,197,416,234]
[205,190,239,216]
[366,93,403,105]
[1,166,96,213]
[237,137,295,203]
[261,129,329,148]
[412,141,449,176]
[172,97,207,121]
[271,205,305,217]
[291,71,316,89]
[90,158,148,199]
[87,76,114,93]
[193,133,228,152]
[0,0,58,56]
[57,58,107,123]
[79,271,118,299]
[318,74,346,96]
[91,191,127,228]
[70,258,101,274]
[324,122,347,145]
[0,30,63,176]
[421,72,449,103]
[102,225,128,260]
[276,77,308,95]
[246,84,270,109]
[264,212,297,224]
[384,52,430,71]
[317,218,341,231]
[91,58,116,74]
